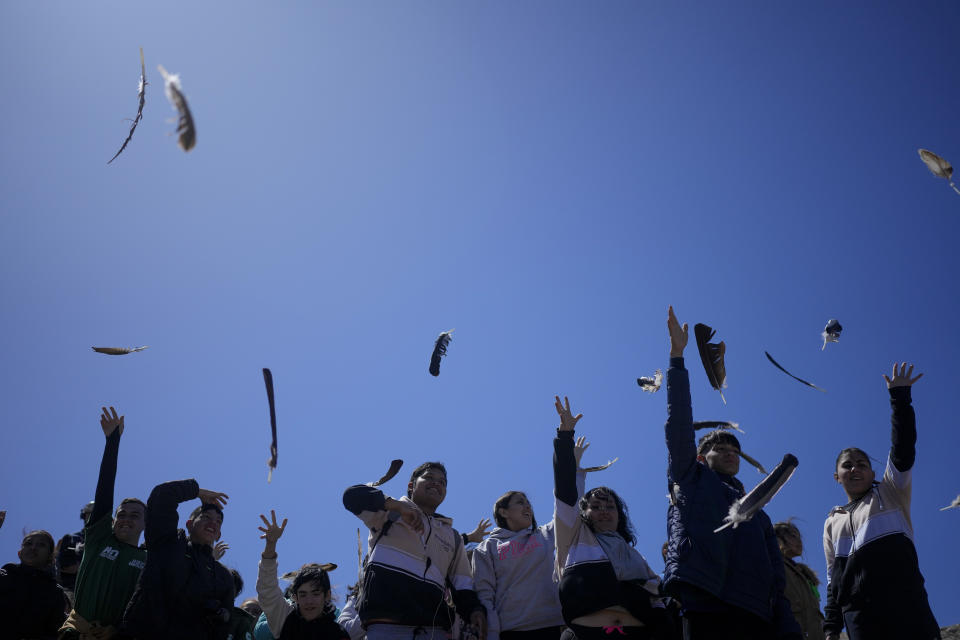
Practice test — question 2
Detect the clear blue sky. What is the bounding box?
[2,0,958,626]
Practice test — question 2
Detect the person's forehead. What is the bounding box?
[839,452,869,464]
[196,510,223,522]
[419,469,446,481]
[23,535,50,547]
[589,493,616,504]
[711,442,739,451]
[509,494,528,504]
[297,580,326,593]
[117,503,144,514]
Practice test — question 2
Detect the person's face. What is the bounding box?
[584,492,619,533]
[835,452,875,500]
[779,528,803,558]
[18,534,53,568]
[240,599,263,618]
[409,469,447,510]
[113,502,145,546]
[499,493,533,531]
[294,580,330,621]
[187,509,223,546]
[703,443,741,476]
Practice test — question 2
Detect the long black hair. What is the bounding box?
[578,486,636,546]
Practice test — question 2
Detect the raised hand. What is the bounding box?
[883,362,923,389]
[198,489,229,509]
[668,306,688,357]
[258,511,288,545]
[100,406,124,438]
[574,435,590,470]
[554,396,583,432]
[213,541,229,560]
[465,518,492,543]
[386,498,425,534]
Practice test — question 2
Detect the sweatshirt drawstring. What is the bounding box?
[603,626,626,635]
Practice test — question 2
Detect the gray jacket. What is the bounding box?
[471,524,564,640]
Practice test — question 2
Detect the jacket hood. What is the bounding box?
[487,525,536,541]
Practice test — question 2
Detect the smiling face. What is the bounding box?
[703,442,741,476]
[18,533,54,569]
[498,493,534,531]
[835,450,875,501]
[409,467,447,512]
[187,508,223,546]
[583,491,619,533]
[113,501,145,546]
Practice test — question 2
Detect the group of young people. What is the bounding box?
[0,307,941,640]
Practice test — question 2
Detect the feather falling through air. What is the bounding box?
[429,330,453,377]
[637,369,663,393]
[693,420,744,434]
[157,65,196,151]
[582,457,619,473]
[918,149,960,195]
[694,323,727,404]
[739,450,768,475]
[765,351,826,392]
[108,48,147,164]
[821,319,842,350]
[714,453,799,532]
[263,368,278,482]
[940,495,960,511]
[92,346,148,355]
[367,459,404,487]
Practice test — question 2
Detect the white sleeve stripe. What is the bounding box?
[555,500,578,526]
[564,541,608,567]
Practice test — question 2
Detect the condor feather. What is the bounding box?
[822,319,842,350]
[367,459,404,487]
[429,330,453,377]
[765,351,826,392]
[739,450,768,475]
[693,420,744,434]
[636,369,663,393]
[281,563,337,581]
[694,323,727,404]
[108,48,147,164]
[582,457,619,473]
[157,64,196,151]
[918,149,960,195]
[263,368,278,482]
[92,346,148,355]
[714,453,798,532]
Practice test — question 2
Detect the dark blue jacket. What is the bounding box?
[663,358,799,638]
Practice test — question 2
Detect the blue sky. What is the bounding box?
[2,0,958,626]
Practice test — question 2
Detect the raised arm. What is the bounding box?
[90,407,124,526]
[343,485,425,533]
[145,480,227,547]
[257,511,295,638]
[884,362,922,473]
[553,396,582,507]
[145,479,199,547]
[665,306,697,483]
